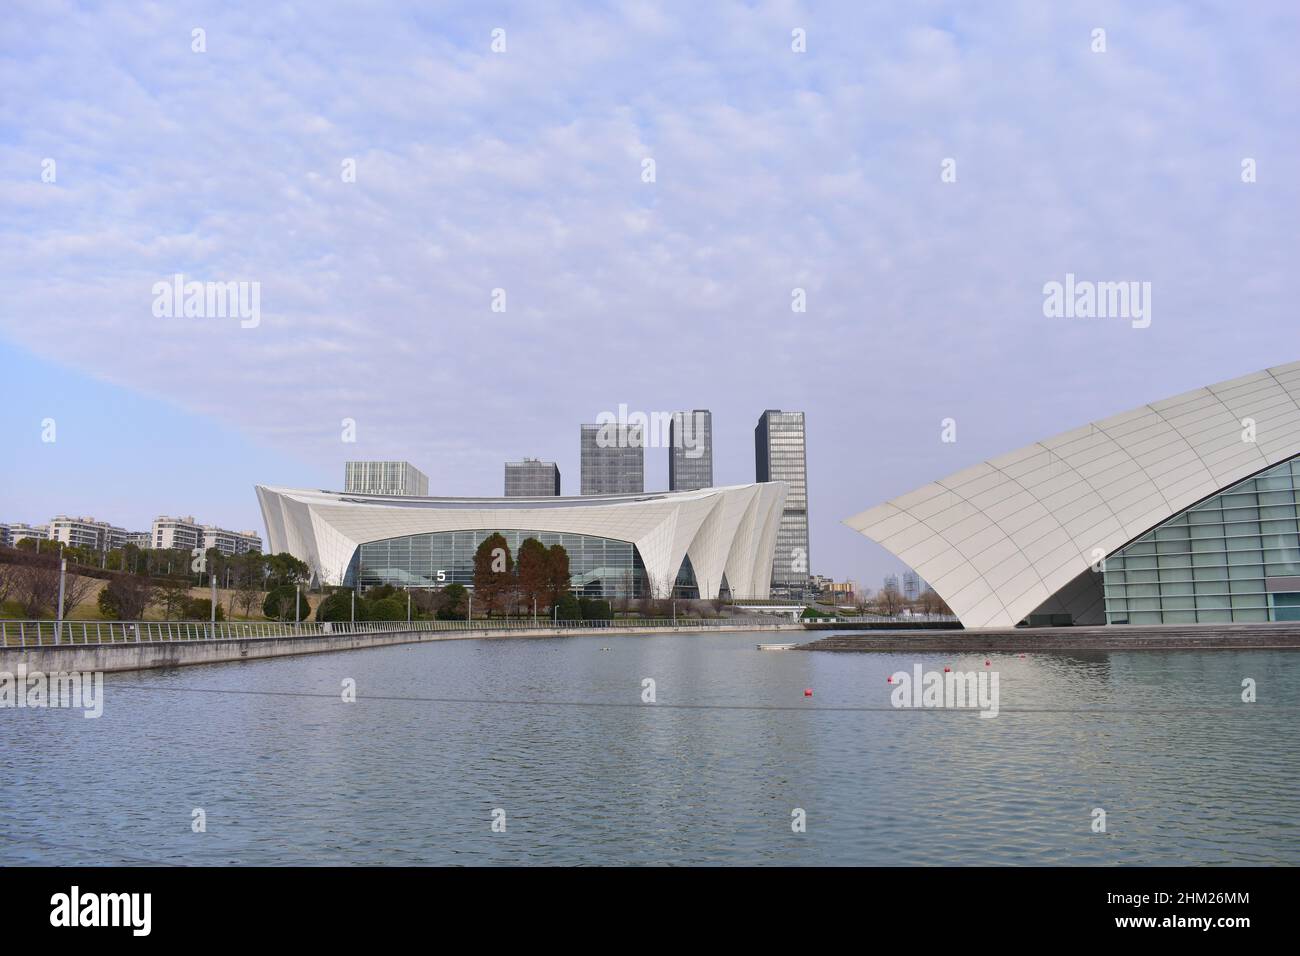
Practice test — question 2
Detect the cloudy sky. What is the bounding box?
[2,1,1297,588]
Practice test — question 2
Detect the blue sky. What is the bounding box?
[2,1,1297,589]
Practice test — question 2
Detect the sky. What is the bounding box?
[2,1,1298,590]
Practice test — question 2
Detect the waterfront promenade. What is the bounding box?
[0,617,801,673]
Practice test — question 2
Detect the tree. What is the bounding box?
[183,597,225,621]
[472,534,513,617]
[264,553,309,589]
[155,579,191,620]
[919,588,952,616]
[315,590,353,622]
[97,575,155,620]
[555,593,582,621]
[365,596,405,621]
[545,544,571,608]
[516,537,549,614]
[876,584,904,617]
[263,585,309,622]
[436,583,468,620]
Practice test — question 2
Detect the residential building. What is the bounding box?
[151,515,203,551]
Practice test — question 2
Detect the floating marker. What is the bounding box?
[804,688,813,697]
[943,666,951,673]
[984,660,991,666]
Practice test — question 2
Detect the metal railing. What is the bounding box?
[808,613,961,624]
[0,616,793,648]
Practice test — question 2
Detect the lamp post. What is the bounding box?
[210,571,217,638]
[351,589,355,624]
[54,545,66,645]
[468,592,473,625]
[294,585,300,631]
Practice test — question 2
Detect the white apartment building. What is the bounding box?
[202,526,262,556]
[151,515,203,551]
[48,515,130,552]
[7,523,50,546]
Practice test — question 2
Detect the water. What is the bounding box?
[2,631,1297,865]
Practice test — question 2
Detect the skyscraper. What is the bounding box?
[755,410,809,596]
[505,459,561,496]
[902,570,925,601]
[344,461,429,496]
[580,423,644,495]
[668,410,713,491]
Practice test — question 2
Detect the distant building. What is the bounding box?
[151,516,203,551]
[48,515,129,552]
[755,410,810,596]
[580,424,644,495]
[504,459,561,497]
[822,580,858,604]
[202,526,262,556]
[126,531,152,549]
[344,461,429,497]
[7,523,49,547]
[668,410,713,491]
[883,573,900,593]
[902,571,927,601]
[0,524,10,548]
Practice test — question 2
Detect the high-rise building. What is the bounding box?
[902,570,925,601]
[580,424,644,495]
[668,410,713,491]
[505,459,561,497]
[344,461,429,497]
[883,573,900,593]
[755,410,809,595]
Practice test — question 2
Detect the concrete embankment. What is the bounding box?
[0,623,801,674]
[798,621,1300,652]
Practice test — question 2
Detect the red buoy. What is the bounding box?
[943,666,951,673]
[984,660,991,667]
[804,688,813,697]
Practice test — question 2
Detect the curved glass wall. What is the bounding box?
[1103,456,1300,624]
[349,529,650,598]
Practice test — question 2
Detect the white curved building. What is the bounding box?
[845,362,1300,628]
[256,482,788,599]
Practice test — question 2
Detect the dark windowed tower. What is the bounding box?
[580,424,644,495]
[504,459,561,496]
[755,410,809,596]
[668,410,713,491]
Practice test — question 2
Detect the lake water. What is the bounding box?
[2,631,1297,865]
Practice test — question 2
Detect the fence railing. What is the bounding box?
[0,616,794,648]
[809,613,961,624]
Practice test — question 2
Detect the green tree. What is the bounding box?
[263,585,309,622]
[97,575,155,620]
[155,578,191,620]
[472,533,513,617]
[366,596,405,621]
[556,593,582,622]
[436,583,468,620]
[315,590,354,622]
[184,597,225,621]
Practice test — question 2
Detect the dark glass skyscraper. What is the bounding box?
[580,423,644,495]
[755,410,809,596]
[668,410,713,491]
[504,459,561,496]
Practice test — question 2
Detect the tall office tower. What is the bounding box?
[344,461,429,496]
[755,410,809,596]
[505,459,562,497]
[668,410,713,491]
[580,424,644,495]
[883,573,900,593]
[902,570,925,601]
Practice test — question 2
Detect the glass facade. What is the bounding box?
[504,459,561,496]
[1103,456,1300,624]
[580,424,644,495]
[668,410,713,491]
[755,410,809,595]
[351,529,653,598]
[344,461,429,496]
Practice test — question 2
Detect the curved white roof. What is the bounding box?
[257,482,788,598]
[845,361,1300,629]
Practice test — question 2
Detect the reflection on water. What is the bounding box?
[1,632,1296,865]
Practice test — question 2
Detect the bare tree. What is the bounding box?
[876,584,905,617]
